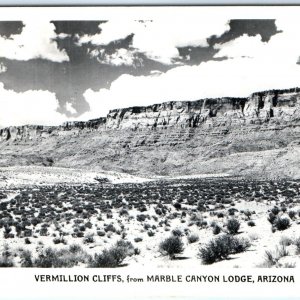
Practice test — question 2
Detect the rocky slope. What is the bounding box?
[1,87,300,178]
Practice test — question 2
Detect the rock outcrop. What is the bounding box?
[1,87,300,179]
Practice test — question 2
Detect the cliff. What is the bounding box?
[1,87,300,178]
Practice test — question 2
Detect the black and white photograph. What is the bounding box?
[0,5,300,271]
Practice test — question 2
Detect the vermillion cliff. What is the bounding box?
[1,87,300,179]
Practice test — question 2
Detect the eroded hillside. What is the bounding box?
[1,87,300,178]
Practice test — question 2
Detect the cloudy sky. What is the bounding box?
[0,11,300,127]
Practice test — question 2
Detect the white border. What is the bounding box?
[0,6,300,20]
[0,6,299,300]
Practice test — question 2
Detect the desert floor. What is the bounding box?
[0,166,299,268]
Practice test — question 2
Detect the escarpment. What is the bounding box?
[0,117,107,142]
[1,87,300,178]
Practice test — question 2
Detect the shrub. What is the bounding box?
[197,201,205,212]
[144,223,151,230]
[187,234,199,244]
[34,246,90,268]
[281,206,287,213]
[274,217,290,231]
[79,225,86,232]
[39,227,48,236]
[288,210,296,219]
[268,212,276,225]
[217,212,224,218]
[90,240,134,268]
[19,250,33,267]
[279,236,293,247]
[83,233,94,244]
[295,238,300,255]
[259,245,289,268]
[212,224,221,235]
[243,210,252,219]
[32,248,57,268]
[228,208,236,216]
[271,206,280,215]
[277,244,289,258]
[198,235,250,265]
[263,250,277,267]
[247,220,256,227]
[53,237,66,244]
[106,213,113,219]
[24,229,32,237]
[147,230,155,237]
[136,214,147,222]
[155,208,162,216]
[0,257,14,267]
[152,215,158,222]
[134,237,143,243]
[138,206,147,213]
[172,229,183,237]
[200,220,208,227]
[159,236,184,259]
[85,221,93,229]
[173,202,181,210]
[69,244,83,254]
[119,209,129,216]
[226,218,240,235]
[24,237,31,244]
[0,249,14,267]
[134,248,141,255]
[104,224,116,233]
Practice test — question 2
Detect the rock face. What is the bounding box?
[1,87,300,179]
[0,117,107,142]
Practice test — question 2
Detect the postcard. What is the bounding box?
[0,5,299,300]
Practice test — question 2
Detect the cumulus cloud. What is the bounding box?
[80,19,300,119]
[214,34,266,59]
[90,47,140,66]
[214,18,300,65]
[0,83,68,128]
[103,48,138,66]
[0,20,69,62]
[78,19,230,64]
[2,17,300,126]
[76,16,300,120]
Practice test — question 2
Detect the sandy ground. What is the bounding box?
[0,166,151,186]
[0,166,299,268]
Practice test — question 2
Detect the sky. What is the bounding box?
[0,13,300,127]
